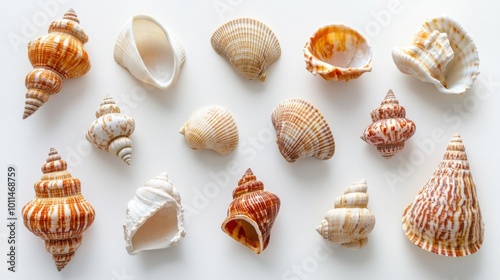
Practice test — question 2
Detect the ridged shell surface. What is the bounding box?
[211,18,281,82]
[221,169,280,254]
[179,106,239,155]
[23,9,91,119]
[86,96,135,165]
[271,98,335,162]
[361,90,416,158]
[402,134,484,257]
[316,180,375,250]
[22,148,95,271]
[124,172,185,254]
[304,24,372,81]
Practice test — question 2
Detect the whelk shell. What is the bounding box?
[271,98,335,162]
[304,24,372,81]
[402,134,484,257]
[211,18,281,82]
[392,15,479,94]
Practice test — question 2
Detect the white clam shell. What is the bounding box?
[124,172,186,254]
[114,15,186,90]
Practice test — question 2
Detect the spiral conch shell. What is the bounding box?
[23,9,91,119]
[271,98,335,162]
[124,172,185,254]
[179,106,239,155]
[211,18,281,82]
[392,15,479,94]
[221,169,280,254]
[86,96,135,165]
[304,24,372,81]
[316,180,375,250]
[402,134,484,257]
[22,148,95,271]
[361,90,416,159]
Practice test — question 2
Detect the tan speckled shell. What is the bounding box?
[402,134,484,257]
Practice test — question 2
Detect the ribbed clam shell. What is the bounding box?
[402,134,484,257]
[361,90,416,159]
[221,169,280,254]
[304,24,372,81]
[124,172,185,254]
[392,15,479,94]
[86,96,135,165]
[22,148,95,271]
[271,98,335,162]
[179,106,239,155]
[211,18,281,82]
[316,180,375,250]
[23,9,91,119]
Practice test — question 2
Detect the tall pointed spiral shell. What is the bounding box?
[179,106,239,155]
[392,15,479,94]
[221,169,281,254]
[271,98,335,162]
[316,180,375,250]
[22,148,95,271]
[402,134,484,257]
[86,96,135,165]
[361,90,416,159]
[124,172,186,254]
[23,9,91,119]
[211,18,281,82]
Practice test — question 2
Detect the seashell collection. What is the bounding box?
[316,180,375,250]
[22,148,95,271]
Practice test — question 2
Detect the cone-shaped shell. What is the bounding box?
[23,9,91,119]
[304,24,372,81]
[22,148,95,271]
[86,96,135,165]
[211,18,281,82]
[402,134,484,257]
[361,90,416,158]
[392,15,479,94]
[221,169,280,254]
[179,106,239,155]
[124,172,185,254]
[316,180,375,250]
[271,98,335,162]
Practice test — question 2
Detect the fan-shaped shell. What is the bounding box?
[22,148,95,271]
[211,18,281,82]
[361,89,416,158]
[86,96,135,164]
[392,15,479,94]
[304,24,372,81]
[179,106,239,155]
[124,172,185,254]
[23,9,91,119]
[271,98,335,162]
[316,180,375,250]
[402,134,484,257]
[221,169,280,254]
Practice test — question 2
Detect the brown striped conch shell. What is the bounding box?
[221,169,280,254]
[179,105,239,155]
[124,172,185,254]
[361,89,416,159]
[316,180,375,250]
[23,9,91,119]
[271,98,335,162]
[402,134,484,257]
[392,15,479,94]
[22,148,95,271]
[86,96,135,165]
[211,18,281,82]
[304,24,372,81]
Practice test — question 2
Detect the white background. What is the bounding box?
[1,0,499,279]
